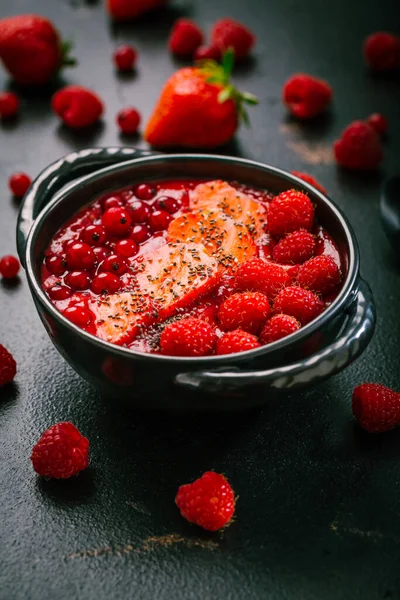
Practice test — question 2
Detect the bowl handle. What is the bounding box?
[16,147,154,266]
[176,278,376,394]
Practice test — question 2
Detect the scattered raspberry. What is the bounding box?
[217,329,261,355]
[168,18,204,57]
[194,45,221,62]
[296,255,341,295]
[366,113,388,136]
[352,384,400,433]
[291,171,327,195]
[117,107,141,135]
[52,86,104,128]
[260,314,300,344]
[268,190,314,238]
[0,91,19,119]
[175,471,235,531]
[9,172,31,197]
[363,32,400,71]
[211,18,255,60]
[31,422,89,478]
[0,344,16,387]
[0,255,20,279]
[272,230,316,265]
[235,258,291,300]
[283,74,332,119]
[218,291,270,334]
[273,286,324,325]
[160,318,216,357]
[113,44,137,72]
[334,121,383,170]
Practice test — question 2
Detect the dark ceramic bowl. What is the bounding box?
[17,147,376,409]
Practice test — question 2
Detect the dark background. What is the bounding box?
[1,1,400,599]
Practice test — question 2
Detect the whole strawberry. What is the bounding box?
[217,329,260,355]
[107,0,167,21]
[144,49,258,148]
[283,74,332,119]
[0,15,75,85]
[352,384,400,433]
[0,344,17,387]
[31,422,89,478]
[211,18,255,60]
[176,471,235,531]
[52,86,103,128]
[160,318,216,357]
[334,121,383,170]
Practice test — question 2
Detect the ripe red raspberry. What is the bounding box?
[363,32,400,71]
[296,255,341,295]
[283,74,332,119]
[291,171,327,195]
[217,329,261,355]
[334,121,383,170]
[175,471,235,531]
[0,255,20,279]
[52,86,104,128]
[194,45,221,62]
[268,190,314,238]
[235,258,291,299]
[272,230,316,265]
[160,318,216,357]
[168,18,204,57]
[117,107,141,135]
[31,422,89,478]
[260,314,301,344]
[211,18,255,60]
[273,286,324,325]
[113,44,137,72]
[366,113,388,136]
[218,291,270,334]
[0,91,19,119]
[352,384,400,433]
[0,344,17,387]
[9,172,31,197]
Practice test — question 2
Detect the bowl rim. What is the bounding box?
[25,152,360,365]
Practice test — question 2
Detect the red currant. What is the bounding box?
[102,207,132,237]
[154,196,180,213]
[48,284,72,300]
[115,238,138,258]
[103,196,123,210]
[149,210,173,232]
[65,242,96,270]
[367,113,388,136]
[45,255,67,275]
[194,45,221,61]
[0,92,20,119]
[91,272,121,294]
[0,255,20,279]
[81,224,107,246]
[63,306,93,327]
[130,224,152,244]
[135,183,155,200]
[100,254,128,275]
[120,190,134,202]
[93,246,111,263]
[64,271,91,290]
[9,172,31,197]
[113,45,137,72]
[128,200,150,223]
[117,107,141,135]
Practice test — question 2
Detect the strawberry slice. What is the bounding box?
[189,180,267,239]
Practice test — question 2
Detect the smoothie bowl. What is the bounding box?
[17,148,375,409]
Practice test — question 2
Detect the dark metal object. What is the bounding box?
[380,176,400,251]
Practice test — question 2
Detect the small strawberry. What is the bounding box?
[268,190,315,238]
[211,18,255,60]
[0,91,19,119]
[272,230,316,265]
[363,32,400,71]
[107,0,167,21]
[273,286,324,325]
[0,344,17,387]
[0,14,75,85]
[366,113,388,136]
[160,318,216,357]
[235,258,291,299]
[334,121,383,170]
[31,422,89,478]
[218,291,270,334]
[291,171,327,195]
[144,49,258,148]
[175,471,235,531]
[0,255,20,279]
[52,86,103,128]
[260,314,301,344]
[296,255,341,295]
[217,329,261,355]
[168,19,204,57]
[352,384,400,433]
[283,74,332,119]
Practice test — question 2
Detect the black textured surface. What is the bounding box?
[1,1,400,599]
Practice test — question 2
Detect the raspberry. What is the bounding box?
[283,74,332,119]
[194,45,221,62]
[268,190,314,238]
[217,329,261,355]
[211,18,255,60]
[296,255,341,295]
[0,344,16,387]
[272,230,316,265]
[113,44,137,72]
[260,314,300,344]
[175,471,235,531]
[334,121,383,170]
[235,258,291,299]
[273,286,324,325]
[31,422,89,478]
[0,91,19,119]
[52,86,104,128]
[218,291,270,334]
[363,32,400,71]
[366,113,388,136]
[160,318,216,357]
[291,171,327,195]
[0,255,20,279]
[9,172,31,197]
[168,19,204,57]
[352,384,400,433]
[117,107,141,135]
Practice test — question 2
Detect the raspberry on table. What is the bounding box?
[0,255,20,279]
[168,18,204,57]
[113,44,137,72]
[52,86,104,128]
[0,344,17,387]
[160,318,216,357]
[0,91,19,119]
[31,422,89,478]
[352,384,400,433]
[217,329,261,355]
[296,255,341,295]
[211,18,255,60]
[363,32,400,70]
[268,190,315,238]
[260,313,301,344]
[283,73,332,119]
[366,113,388,136]
[291,171,327,195]
[175,471,235,531]
[272,230,316,265]
[9,172,31,197]
[117,107,141,135]
[235,258,291,299]
[273,286,324,325]
[334,121,383,170]
[218,291,270,334]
